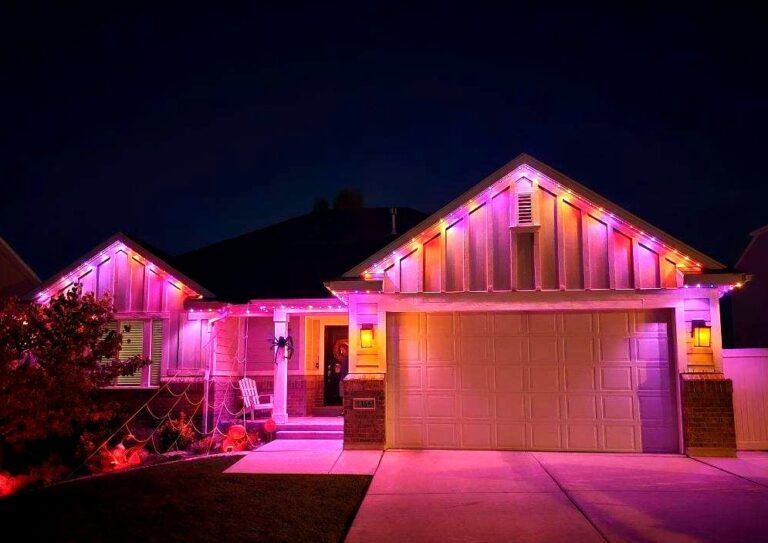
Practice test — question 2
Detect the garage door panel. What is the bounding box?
[604,425,637,451]
[492,313,524,335]
[461,423,492,448]
[461,395,491,418]
[426,395,457,418]
[398,366,422,389]
[426,337,454,362]
[426,366,456,390]
[600,367,633,390]
[492,337,525,363]
[563,312,593,334]
[530,337,558,363]
[602,395,635,420]
[459,337,489,363]
[426,313,452,336]
[636,366,671,391]
[599,337,632,362]
[599,312,631,334]
[531,366,560,392]
[529,313,558,335]
[458,313,489,336]
[495,393,526,419]
[636,337,669,361]
[389,311,678,452]
[563,337,594,363]
[531,423,562,449]
[497,423,527,448]
[460,366,490,390]
[426,423,457,447]
[398,394,424,418]
[566,395,598,419]
[495,366,525,393]
[566,424,600,449]
[530,394,561,419]
[564,367,596,391]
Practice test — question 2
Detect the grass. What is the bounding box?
[0,455,371,543]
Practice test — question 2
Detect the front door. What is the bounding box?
[324,325,349,405]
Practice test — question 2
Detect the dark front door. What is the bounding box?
[323,326,349,405]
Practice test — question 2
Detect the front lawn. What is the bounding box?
[0,455,371,543]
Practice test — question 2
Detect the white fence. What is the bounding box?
[723,348,768,450]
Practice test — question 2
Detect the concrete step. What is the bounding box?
[312,406,344,417]
[275,430,344,440]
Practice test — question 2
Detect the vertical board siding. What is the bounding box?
[538,189,558,289]
[96,257,114,299]
[637,243,660,288]
[562,201,584,289]
[468,205,488,291]
[113,250,130,311]
[147,269,164,311]
[423,234,442,292]
[129,257,145,311]
[661,258,679,288]
[587,215,609,289]
[491,190,511,290]
[383,265,397,293]
[400,250,419,293]
[445,219,465,292]
[723,349,768,449]
[613,230,634,289]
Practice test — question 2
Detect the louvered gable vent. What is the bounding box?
[517,192,534,226]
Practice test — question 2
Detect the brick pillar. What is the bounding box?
[343,374,385,449]
[680,373,737,457]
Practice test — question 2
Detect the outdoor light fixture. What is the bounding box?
[691,320,711,348]
[360,324,374,349]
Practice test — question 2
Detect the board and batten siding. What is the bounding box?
[382,184,684,295]
[55,242,208,378]
[723,349,768,449]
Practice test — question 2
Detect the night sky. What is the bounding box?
[2,4,766,280]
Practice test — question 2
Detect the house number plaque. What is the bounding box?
[352,398,376,410]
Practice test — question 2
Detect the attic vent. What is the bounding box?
[516,193,533,225]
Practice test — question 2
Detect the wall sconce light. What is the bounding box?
[360,324,374,349]
[691,320,711,348]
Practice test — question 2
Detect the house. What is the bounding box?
[26,154,747,456]
[728,225,768,347]
[0,237,39,298]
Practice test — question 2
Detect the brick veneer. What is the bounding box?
[680,373,737,457]
[248,374,324,416]
[343,373,385,449]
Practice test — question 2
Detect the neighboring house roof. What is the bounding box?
[0,237,40,297]
[735,224,768,271]
[28,232,214,300]
[176,208,427,302]
[345,153,725,278]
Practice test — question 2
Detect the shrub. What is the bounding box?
[156,413,196,452]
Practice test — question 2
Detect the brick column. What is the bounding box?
[343,373,385,449]
[680,373,737,457]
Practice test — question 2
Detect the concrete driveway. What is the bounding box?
[345,451,768,543]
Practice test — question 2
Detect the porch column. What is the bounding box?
[272,309,289,423]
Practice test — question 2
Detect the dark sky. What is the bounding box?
[2,3,766,279]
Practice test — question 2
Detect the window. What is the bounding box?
[105,319,163,387]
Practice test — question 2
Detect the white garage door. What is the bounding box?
[387,311,679,452]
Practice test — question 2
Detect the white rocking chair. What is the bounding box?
[238,377,274,420]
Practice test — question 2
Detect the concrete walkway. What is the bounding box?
[346,451,768,543]
[224,439,382,475]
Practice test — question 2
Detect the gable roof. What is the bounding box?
[346,153,725,277]
[0,237,40,297]
[28,232,213,300]
[176,208,427,302]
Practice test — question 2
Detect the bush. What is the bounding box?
[156,413,196,452]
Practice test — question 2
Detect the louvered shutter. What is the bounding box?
[150,320,163,386]
[116,320,144,386]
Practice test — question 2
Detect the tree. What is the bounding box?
[333,188,364,209]
[311,197,330,213]
[0,284,149,472]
